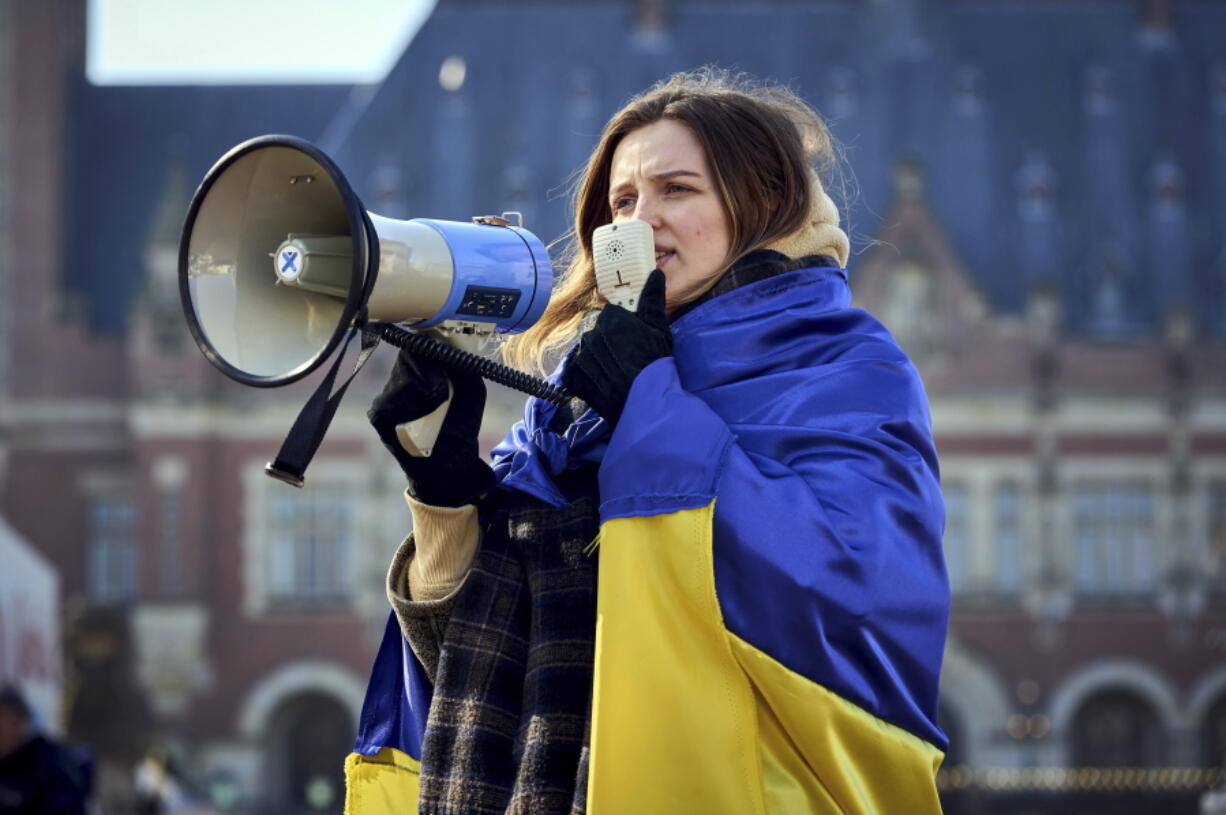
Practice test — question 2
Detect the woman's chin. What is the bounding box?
[663,282,693,313]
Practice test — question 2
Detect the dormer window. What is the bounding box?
[1085,65,1115,116]
[1213,63,1226,114]
[1017,153,1055,223]
[1088,249,1131,338]
[570,67,596,103]
[883,261,936,359]
[371,158,404,217]
[827,66,858,120]
[1149,157,1183,220]
[953,65,984,117]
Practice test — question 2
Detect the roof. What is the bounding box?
[326,0,1226,338]
[67,0,1226,339]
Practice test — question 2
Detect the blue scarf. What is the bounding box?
[490,362,609,507]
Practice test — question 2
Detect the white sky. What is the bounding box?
[87,0,436,85]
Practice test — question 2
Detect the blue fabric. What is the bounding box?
[490,362,609,507]
[352,612,432,760]
[598,265,950,750]
[597,356,733,522]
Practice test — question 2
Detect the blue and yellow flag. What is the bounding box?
[346,265,949,814]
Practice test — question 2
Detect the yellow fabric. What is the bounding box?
[729,635,945,814]
[588,503,943,814]
[344,748,421,815]
[589,504,765,814]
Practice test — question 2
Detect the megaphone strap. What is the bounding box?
[265,207,384,488]
[265,326,381,488]
[264,323,569,487]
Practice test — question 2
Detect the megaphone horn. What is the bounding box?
[178,135,568,486]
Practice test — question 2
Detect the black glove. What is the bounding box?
[368,349,495,507]
[563,268,674,425]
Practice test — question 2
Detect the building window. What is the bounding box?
[88,494,137,603]
[158,490,183,596]
[1210,480,1226,591]
[883,263,936,360]
[994,484,1024,594]
[1072,483,1155,595]
[1202,695,1226,768]
[1071,690,1164,768]
[151,455,188,598]
[266,487,354,609]
[151,301,188,352]
[943,482,969,594]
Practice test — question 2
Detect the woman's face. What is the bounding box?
[607,119,731,309]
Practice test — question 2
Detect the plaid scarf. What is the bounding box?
[418,396,599,815]
[416,252,837,814]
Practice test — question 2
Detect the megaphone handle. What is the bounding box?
[377,324,571,406]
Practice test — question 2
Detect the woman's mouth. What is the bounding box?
[655,250,674,268]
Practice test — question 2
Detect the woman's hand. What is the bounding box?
[368,350,494,507]
[563,269,674,425]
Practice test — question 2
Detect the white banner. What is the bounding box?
[0,516,60,731]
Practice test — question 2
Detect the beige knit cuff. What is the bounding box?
[404,491,481,602]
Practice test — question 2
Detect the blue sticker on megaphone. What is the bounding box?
[277,245,303,281]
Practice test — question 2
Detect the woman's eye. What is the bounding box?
[665,183,691,194]
[612,197,634,211]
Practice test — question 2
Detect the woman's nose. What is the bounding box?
[633,197,662,228]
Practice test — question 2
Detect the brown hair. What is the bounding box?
[504,67,841,374]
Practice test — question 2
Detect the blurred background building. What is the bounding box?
[1,0,1225,812]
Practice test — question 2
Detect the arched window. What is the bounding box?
[264,692,355,811]
[1071,689,1164,767]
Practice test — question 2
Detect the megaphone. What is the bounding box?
[178,135,567,486]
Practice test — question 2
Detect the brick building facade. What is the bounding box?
[2,1,1226,813]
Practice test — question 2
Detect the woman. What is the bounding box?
[346,69,950,815]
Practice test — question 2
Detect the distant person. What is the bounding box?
[0,683,88,815]
[133,746,184,815]
[348,67,949,813]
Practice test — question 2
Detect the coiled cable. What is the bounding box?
[377,323,571,406]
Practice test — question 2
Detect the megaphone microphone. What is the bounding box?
[179,135,568,487]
